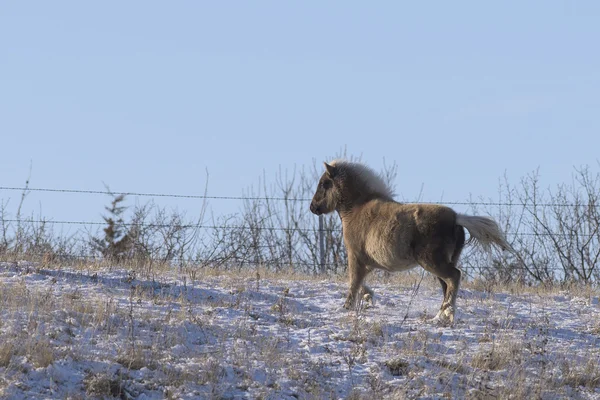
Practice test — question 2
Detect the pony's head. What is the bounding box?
[310,159,395,215]
[309,162,340,215]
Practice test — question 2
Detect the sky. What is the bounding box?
[1,2,599,228]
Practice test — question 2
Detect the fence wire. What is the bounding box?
[2,184,600,280]
[0,186,597,208]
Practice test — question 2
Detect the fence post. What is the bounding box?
[319,214,325,274]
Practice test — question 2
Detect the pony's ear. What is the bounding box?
[324,162,336,177]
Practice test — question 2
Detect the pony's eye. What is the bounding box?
[322,180,332,189]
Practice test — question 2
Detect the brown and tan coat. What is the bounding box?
[310,159,510,325]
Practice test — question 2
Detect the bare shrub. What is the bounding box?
[463,165,600,284]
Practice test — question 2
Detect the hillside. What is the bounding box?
[1,262,600,399]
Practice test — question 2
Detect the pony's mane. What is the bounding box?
[329,159,395,200]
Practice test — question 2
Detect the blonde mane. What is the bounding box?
[329,159,395,200]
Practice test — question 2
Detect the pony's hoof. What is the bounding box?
[430,309,455,327]
[363,293,374,307]
[432,317,453,327]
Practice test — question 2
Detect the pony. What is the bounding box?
[309,159,510,325]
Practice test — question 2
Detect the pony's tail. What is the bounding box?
[456,214,512,253]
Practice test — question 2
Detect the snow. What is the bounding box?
[1,261,600,399]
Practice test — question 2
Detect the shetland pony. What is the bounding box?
[310,160,510,325]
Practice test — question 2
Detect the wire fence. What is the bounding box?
[2,184,600,281]
[0,186,596,208]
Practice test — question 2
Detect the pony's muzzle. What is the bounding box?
[310,202,322,215]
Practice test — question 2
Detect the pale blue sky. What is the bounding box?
[1,2,599,224]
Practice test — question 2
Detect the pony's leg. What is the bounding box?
[433,277,449,320]
[442,226,465,322]
[420,257,462,325]
[432,266,461,324]
[360,266,375,305]
[432,226,465,323]
[344,254,367,310]
[360,284,375,306]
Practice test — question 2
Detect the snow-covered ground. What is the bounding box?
[1,262,600,399]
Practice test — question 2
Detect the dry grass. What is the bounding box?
[561,355,600,389]
[2,260,600,399]
[83,371,126,398]
[465,275,600,299]
[385,357,410,376]
[0,341,14,368]
[9,256,600,302]
[470,339,523,371]
[26,337,55,368]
